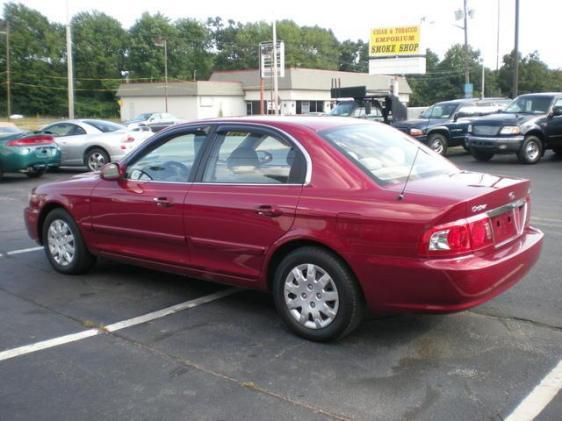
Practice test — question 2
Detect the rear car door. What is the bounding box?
[89,126,210,267]
[184,125,307,284]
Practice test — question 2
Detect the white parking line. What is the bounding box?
[505,359,562,421]
[5,246,44,256]
[0,288,239,362]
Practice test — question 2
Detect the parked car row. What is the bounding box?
[394,93,562,164]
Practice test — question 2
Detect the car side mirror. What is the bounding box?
[551,106,562,117]
[100,162,122,180]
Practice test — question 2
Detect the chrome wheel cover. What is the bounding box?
[284,264,339,329]
[88,152,106,171]
[526,141,539,161]
[47,219,76,267]
[430,138,444,154]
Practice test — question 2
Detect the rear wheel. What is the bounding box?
[26,168,46,178]
[85,148,109,172]
[518,136,542,164]
[272,247,364,342]
[471,149,495,162]
[43,208,96,274]
[428,133,448,156]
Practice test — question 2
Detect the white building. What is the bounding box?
[117,68,412,121]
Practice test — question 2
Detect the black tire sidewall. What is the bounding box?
[42,208,94,274]
[85,148,110,172]
[428,134,448,155]
[272,247,363,342]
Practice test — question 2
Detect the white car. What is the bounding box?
[125,112,179,132]
[41,119,153,171]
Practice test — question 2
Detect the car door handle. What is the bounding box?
[153,197,173,208]
[256,205,283,217]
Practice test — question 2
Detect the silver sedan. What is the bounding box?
[41,119,153,171]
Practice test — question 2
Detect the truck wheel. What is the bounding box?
[85,148,110,172]
[471,150,494,162]
[272,247,365,342]
[428,133,448,156]
[518,136,542,164]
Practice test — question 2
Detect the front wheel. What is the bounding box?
[43,208,96,274]
[518,136,542,164]
[85,148,110,172]
[272,247,364,342]
[427,133,448,156]
[471,149,495,162]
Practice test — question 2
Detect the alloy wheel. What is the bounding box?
[47,219,76,267]
[526,141,540,161]
[88,152,106,171]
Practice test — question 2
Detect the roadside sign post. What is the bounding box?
[259,40,285,115]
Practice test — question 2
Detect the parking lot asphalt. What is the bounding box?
[1,150,561,420]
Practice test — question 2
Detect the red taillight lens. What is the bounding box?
[419,215,493,257]
[6,135,54,147]
[121,135,135,143]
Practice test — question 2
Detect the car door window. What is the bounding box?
[45,123,84,137]
[554,99,562,108]
[125,129,208,182]
[202,130,303,184]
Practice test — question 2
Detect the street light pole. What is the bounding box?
[513,0,520,97]
[66,0,74,119]
[463,0,469,85]
[154,37,168,112]
[481,59,485,99]
[0,23,11,118]
[272,20,279,115]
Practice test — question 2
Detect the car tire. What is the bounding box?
[471,149,495,162]
[26,169,46,178]
[552,147,562,157]
[43,208,96,275]
[84,148,110,172]
[518,136,542,164]
[0,164,3,181]
[272,246,365,342]
[427,133,448,156]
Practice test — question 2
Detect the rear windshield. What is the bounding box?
[319,123,457,185]
[83,120,125,133]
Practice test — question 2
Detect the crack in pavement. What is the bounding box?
[468,310,562,333]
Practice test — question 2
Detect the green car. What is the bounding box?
[0,126,61,180]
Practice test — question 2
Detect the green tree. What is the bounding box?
[72,11,128,117]
[174,18,214,80]
[0,3,66,116]
[338,40,368,72]
[498,51,559,97]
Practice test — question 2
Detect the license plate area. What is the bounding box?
[491,211,517,244]
[34,147,54,158]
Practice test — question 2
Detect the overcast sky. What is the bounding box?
[3,0,559,70]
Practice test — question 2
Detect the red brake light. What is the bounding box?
[419,215,493,257]
[6,135,54,147]
[121,135,135,143]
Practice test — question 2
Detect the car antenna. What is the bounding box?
[398,146,421,201]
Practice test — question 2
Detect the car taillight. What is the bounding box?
[7,135,54,147]
[419,214,493,257]
[121,135,135,143]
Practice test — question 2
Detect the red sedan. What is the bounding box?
[25,117,543,341]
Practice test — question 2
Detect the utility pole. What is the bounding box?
[463,0,469,86]
[512,0,520,98]
[481,60,485,99]
[272,19,279,115]
[154,37,168,112]
[0,23,11,118]
[66,0,74,119]
[496,0,501,71]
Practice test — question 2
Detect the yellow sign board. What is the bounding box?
[369,26,421,57]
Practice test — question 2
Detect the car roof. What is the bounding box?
[517,92,561,97]
[174,115,370,132]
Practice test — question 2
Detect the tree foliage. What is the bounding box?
[0,4,561,117]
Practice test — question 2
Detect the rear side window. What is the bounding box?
[320,123,457,185]
[83,120,124,133]
[202,130,304,184]
[125,129,208,182]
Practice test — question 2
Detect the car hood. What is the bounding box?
[471,112,541,126]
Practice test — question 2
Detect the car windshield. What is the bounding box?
[83,120,125,133]
[329,102,356,117]
[503,96,554,114]
[129,113,153,123]
[420,103,459,119]
[320,123,457,185]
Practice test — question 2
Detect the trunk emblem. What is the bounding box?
[472,204,487,213]
[509,191,516,200]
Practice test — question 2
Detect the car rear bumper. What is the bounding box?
[2,148,61,172]
[354,226,543,314]
[466,135,524,153]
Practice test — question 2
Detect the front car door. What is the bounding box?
[546,97,562,148]
[184,124,308,285]
[89,126,210,267]
[43,123,88,165]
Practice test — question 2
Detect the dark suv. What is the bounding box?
[466,93,562,164]
[393,98,510,155]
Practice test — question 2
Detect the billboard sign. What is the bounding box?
[260,41,285,79]
[368,25,426,75]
